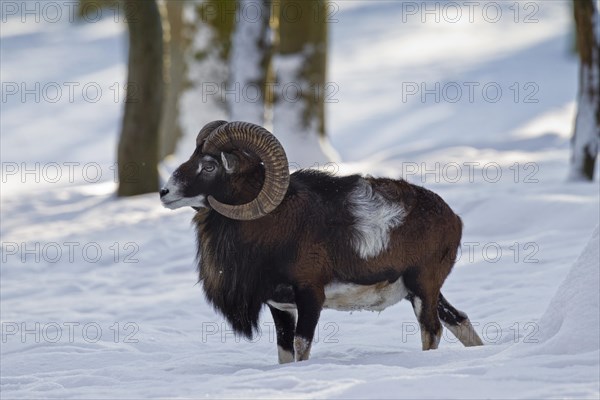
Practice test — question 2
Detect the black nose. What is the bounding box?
[159,188,169,197]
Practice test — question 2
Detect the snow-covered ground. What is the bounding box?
[1,1,599,398]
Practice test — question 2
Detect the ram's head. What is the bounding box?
[160,121,290,220]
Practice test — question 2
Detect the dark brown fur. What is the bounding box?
[167,147,481,360]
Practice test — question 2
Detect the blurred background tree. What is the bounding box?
[570,0,599,181]
[159,1,187,160]
[79,0,599,192]
[226,0,336,167]
[117,0,163,196]
[270,0,335,167]
[228,0,271,124]
[79,0,164,196]
[79,0,336,197]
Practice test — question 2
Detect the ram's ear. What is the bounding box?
[221,152,238,174]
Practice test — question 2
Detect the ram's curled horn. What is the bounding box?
[202,121,290,220]
[196,120,228,148]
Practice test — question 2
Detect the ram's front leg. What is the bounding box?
[268,305,296,364]
[293,286,324,361]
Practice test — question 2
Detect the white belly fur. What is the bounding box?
[267,279,407,313]
[323,279,408,312]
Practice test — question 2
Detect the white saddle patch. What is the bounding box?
[348,179,406,259]
[323,279,408,312]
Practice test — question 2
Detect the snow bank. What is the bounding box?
[534,226,600,354]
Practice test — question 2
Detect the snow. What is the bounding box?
[1,1,599,399]
[533,226,599,355]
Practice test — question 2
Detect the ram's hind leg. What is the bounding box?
[403,266,444,350]
[406,292,443,350]
[268,305,296,364]
[438,293,483,347]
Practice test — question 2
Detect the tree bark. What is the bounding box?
[159,0,186,160]
[178,0,235,136]
[275,0,327,137]
[271,0,337,168]
[117,0,163,196]
[229,0,272,124]
[570,0,600,181]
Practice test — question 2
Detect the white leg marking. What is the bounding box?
[412,297,423,319]
[294,336,312,361]
[267,300,297,312]
[420,326,441,350]
[348,179,406,259]
[411,296,440,350]
[277,345,295,364]
[441,319,484,347]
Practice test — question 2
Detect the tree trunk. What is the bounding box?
[159,0,186,160]
[569,0,600,181]
[228,0,272,124]
[117,0,163,196]
[177,0,235,143]
[271,0,337,168]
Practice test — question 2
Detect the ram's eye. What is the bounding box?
[203,164,215,172]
